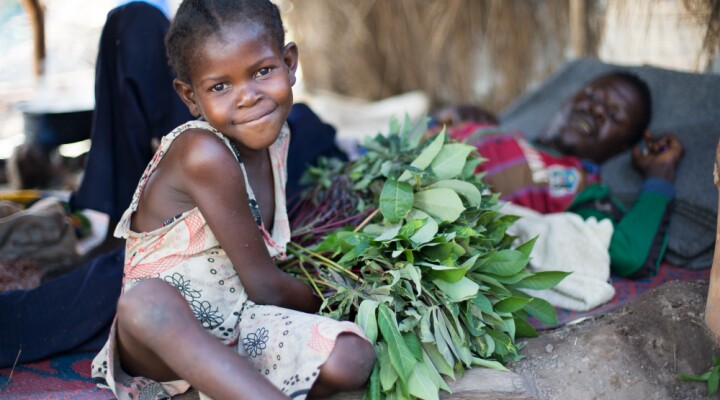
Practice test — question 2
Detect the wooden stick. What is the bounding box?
[706,140,720,337]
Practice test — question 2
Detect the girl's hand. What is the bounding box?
[631,131,684,182]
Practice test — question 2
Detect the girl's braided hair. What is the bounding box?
[166,0,286,83]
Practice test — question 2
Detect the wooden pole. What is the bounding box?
[569,0,587,58]
[706,140,720,337]
[21,0,45,77]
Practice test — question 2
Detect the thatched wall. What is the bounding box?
[283,0,720,112]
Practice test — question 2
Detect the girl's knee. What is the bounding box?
[320,333,376,390]
[116,278,188,334]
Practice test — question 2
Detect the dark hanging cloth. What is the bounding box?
[70,1,192,222]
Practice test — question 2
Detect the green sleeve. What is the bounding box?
[568,184,670,277]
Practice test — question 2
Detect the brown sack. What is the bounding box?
[0,197,81,285]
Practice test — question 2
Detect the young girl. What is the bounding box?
[91,1,376,399]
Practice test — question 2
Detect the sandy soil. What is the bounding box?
[511,280,719,400]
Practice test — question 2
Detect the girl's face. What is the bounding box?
[174,22,297,154]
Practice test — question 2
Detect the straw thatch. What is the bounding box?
[283,0,719,112]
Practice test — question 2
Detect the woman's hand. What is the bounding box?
[631,131,684,182]
[431,104,498,127]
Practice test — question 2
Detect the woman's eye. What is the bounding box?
[210,83,228,92]
[255,67,273,78]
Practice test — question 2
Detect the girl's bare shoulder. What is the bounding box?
[168,127,238,178]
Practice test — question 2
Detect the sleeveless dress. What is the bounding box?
[91,120,366,400]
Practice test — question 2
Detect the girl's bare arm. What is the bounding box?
[168,129,321,312]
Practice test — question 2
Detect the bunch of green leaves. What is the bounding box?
[679,355,720,398]
[283,116,568,400]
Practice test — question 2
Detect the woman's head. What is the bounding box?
[167,0,298,153]
[537,72,652,163]
[166,0,286,83]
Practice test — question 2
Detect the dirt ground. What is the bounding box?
[510,280,719,400]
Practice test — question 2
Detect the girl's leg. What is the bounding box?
[308,332,376,398]
[116,278,287,400]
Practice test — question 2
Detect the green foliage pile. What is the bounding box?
[282,116,568,400]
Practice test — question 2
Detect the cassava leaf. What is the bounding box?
[430,143,476,180]
[413,188,465,223]
[514,316,538,338]
[362,362,381,400]
[378,343,399,391]
[408,361,441,400]
[515,271,571,290]
[378,304,417,383]
[428,179,482,207]
[481,249,529,276]
[523,297,558,326]
[407,209,438,245]
[433,277,480,302]
[471,357,509,371]
[399,129,445,182]
[356,300,380,344]
[494,296,533,314]
[421,342,456,379]
[379,179,414,223]
[402,331,424,361]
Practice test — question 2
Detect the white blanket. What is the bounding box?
[503,202,616,312]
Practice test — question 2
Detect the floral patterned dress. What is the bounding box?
[91,120,366,400]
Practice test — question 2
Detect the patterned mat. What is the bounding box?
[0,263,711,399]
[0,352,112,399]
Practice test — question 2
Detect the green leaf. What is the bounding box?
[514,317,538,338]
[433,277,480,302]
[399,129,445,182]
[515,271,571,290]
[431,310,456,366]
[494,296,533,314]
[430,143,476,180]
[337,233,373,264]
[473,293,494,314]
[378,304,418,382]
[362,361,381,400]
[421,342,456,378]
[378,343,399,391]
[413,188,465,223]
[709,365,719,396]
[356,300,380,344]
[402,331,424,361]
[482,249,529,276]
[380,179,414,223]
[397,263,422,297]
[679,371,712,382]
[428,179,482,207]
[408,361,441,400]
[373,222,402,241]
[523,297,558,326]
[402,114,432,150]
[421,242,454,262]
[471,357,509,371]
[420,349,452,393]
[407,209,439,245]
[515,236,538,257]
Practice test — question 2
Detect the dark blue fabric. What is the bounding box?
[70,2,192,222]
[286,103,348,200]
[0,248,124,368]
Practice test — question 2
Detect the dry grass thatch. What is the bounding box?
[283,0,719,112]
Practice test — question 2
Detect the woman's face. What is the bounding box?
[538,76,647,163]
